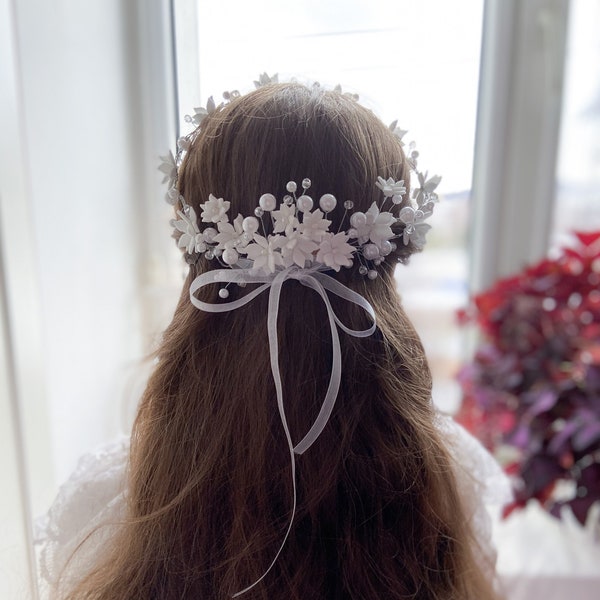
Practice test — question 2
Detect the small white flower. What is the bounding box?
[368,206,396,246]
[349,202,395,246]
[188,97,217,127]
[244,234,285,273]
[170,207,205,254]
[281,231,319,268]
[200,194,230,223]
[272,203,299,235]
[375,176,407,198]
[213,214,246,250]
[158,151,178,189]
[254,72,279,88]
[316,232,355,272]
[388,120,408,144]
[298,209,331,242]
[398,206,432,249]
[413,172,442,206]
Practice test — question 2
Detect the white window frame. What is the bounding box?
[470,0,569,292]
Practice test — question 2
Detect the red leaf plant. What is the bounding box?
[457,232,600,524]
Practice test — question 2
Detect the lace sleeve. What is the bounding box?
[435,413,513,572]
[34,437,130,597]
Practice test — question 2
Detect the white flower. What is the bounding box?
[170,207,205,254]
[350,202,395,246]
[298,209,331,242]
[272,203,299,235]
[158,151,178,189]
[413,172,441,206]
[200,194,230,223]
[375,176,406,198]
[281,231,319,268]
[254,72,279,88]
[188,96,217,127]
[398,206,432,249]
[244,234,286,273]
[388,120,408,144]
[213,214,247,250]
[368,204,396,245]
[316,232,355,272]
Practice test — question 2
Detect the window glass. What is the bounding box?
[181,0,485,412]
[552,0,600,246]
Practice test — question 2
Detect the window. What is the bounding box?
[552,0,600,245]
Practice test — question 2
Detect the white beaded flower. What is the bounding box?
[281,231,319,268]
[244,234,286,273]
[171,207,205,254]
[213,214,247,250]
[316,232,354,272]
[375,176,407,198]
[158,151,178,189]
[413,173,441,206]
[349,202,395,247]
[272,203,299,235]
[200,194,230,223]
[299,209,331,242]
[398,207,432,249]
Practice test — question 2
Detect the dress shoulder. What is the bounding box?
[435,412,513,572]
[35,437,129,596]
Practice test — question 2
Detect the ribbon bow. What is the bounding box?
[189,264,376,596]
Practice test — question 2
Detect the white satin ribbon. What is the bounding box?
[189,264,376,596]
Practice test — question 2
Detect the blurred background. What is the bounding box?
[1,0,599,597]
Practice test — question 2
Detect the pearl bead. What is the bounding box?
[343,200,354,210]
[218,288,230,299]
[222,248,239,265]
[379,240,393,256]
[374,258,383,266]
[242,216,259,233]
[363,244,379,260]
[283,195,294,206]
[205,250,214,260]
[319,193,337,212]
[350,212,367,228]
[259,193,277,211]
[286,181,297,193]
[302,178,311,189]
[254,207,264,217]
[358,266,368,275]
[297,195,313,212]
[203,227,217,242]
[392,195,403,205]
[367,270,378,280]
[347,228,358,238]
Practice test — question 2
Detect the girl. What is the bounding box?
[39,81,510,599]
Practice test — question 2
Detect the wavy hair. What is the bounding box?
[65,83,500,599]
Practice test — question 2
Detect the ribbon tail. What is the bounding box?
[293,290,341,455]
[232,271,297,597]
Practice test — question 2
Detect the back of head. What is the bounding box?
[67,83,499,600]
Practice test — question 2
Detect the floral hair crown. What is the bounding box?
[159,76,441,597]
[159,75,441,294]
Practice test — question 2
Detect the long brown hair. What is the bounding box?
[65,84,500,599]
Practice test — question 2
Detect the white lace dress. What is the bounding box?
[35,415,512,598]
